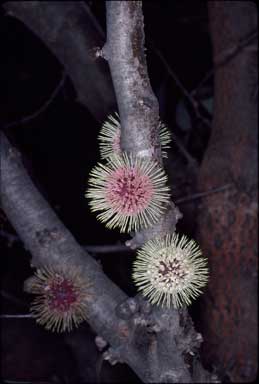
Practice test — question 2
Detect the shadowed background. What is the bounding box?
[0,1,257,383]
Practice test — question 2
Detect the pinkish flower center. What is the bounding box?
[47,278,78,312]
[106,166,153,215]
[158,259,187,283]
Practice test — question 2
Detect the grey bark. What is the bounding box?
[0,133,126,345]
[104,1,182,249]
[105,1,160,160]
[1,1,216,382]
[1,133,216,382]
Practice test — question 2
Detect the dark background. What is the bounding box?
[0,1,234,383]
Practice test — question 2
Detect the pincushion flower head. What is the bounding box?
[86,153,170,233]
[132,233,209,308]
[29,265,89,332]
[98,113,171,159]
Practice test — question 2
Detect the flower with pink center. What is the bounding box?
[29,266,90,332]
[106,166,153,215]
[98,113,171,159]
[47,278,77,312]
[86,153,170,232]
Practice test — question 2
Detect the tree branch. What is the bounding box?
[1,1,216,381]
[103,1,182,249]
[104,1,160,160]
[1,132,127,346]
[151,43,211,129]
[4,71,67,130]
[0,133,214,382]
[3,1,116,122]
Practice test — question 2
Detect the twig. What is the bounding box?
[151,43,211,128]
[84,244,131,254]
[0,229,131,253]
[213,28,258,67]
[192,28,258,97]
[4,71,67,130]
[151,44,195,107]
[0,314,33,318]
[3,380,49,384]
[171,133,199,170]
[191,69,214,97]
[175,184,233,204]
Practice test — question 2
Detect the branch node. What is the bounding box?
[103,346,124,365]
[137,295,152,315]
[116,297,139,320]
[95,44,109,60]
[95,335,108,351]
[195,332,203,344]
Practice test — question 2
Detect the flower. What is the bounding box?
[86,153,170,233]
[98,113,121,159]
[29,265,90,332]
[132,233,209,308]
[98,113,171,159]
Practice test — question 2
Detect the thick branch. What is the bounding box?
[1,2,215,381]
[3,1,116,121]
[0,133,127,345]
[104,1,182,248]
[105,1,160,160]
[0,133,214,383]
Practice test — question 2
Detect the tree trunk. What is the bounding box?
[196,1,258,382]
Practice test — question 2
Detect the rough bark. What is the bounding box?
[1,1,217,382]
[0,133,127,344]
[4,1,116,121]
[104,1,160,160]
[1,133,215,382]
[104,1,182,249]
[196,1,258,382]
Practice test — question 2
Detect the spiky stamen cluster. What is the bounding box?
[86,153,170,233]
[30,266,90,332]
[98,113,171,159]
[132,233,209,308]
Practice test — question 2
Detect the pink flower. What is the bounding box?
[98,113,171,159]
[30,265,90,332]
[86,153,170,232]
